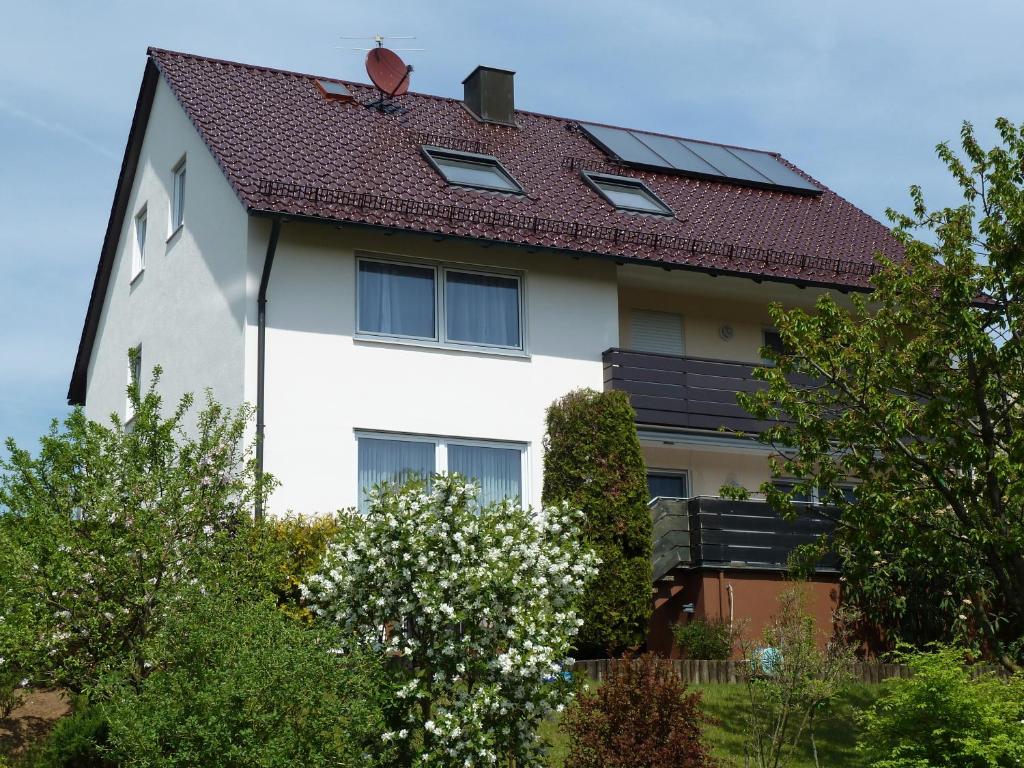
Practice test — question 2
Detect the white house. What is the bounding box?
[69,48,901,651]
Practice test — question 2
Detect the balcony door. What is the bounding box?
[630,309,684,356]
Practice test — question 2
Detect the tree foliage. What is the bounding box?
[0,367,275,694]
[303,475,597,768]
[542,388,652,657]
[740,119,1024,668]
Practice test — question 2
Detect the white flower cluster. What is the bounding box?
[302,474,598,767]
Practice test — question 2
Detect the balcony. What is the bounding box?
[651,496,839,580]
[603,348,777,433]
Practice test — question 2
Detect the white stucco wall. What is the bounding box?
[83,79,248,426]
[248,224,620,515]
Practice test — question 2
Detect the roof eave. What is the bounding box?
[246,207,875,295]
[67,57,160,406]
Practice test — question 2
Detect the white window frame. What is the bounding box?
[169,157,186,237]
[354,430,529,508]
[131,206,147,282]
[354,253,527,355]
[646,468,690,501]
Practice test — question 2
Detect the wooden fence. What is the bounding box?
[572,659,913,685]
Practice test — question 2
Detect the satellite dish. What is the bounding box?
[366,47,412,98]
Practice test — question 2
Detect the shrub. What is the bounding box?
[543,388,652,657]
[31,703,114,768]
[674,618,738,660]
[561,653,715,768]
[255,513,344,621]
[303,474,597,768]
[102,594,391,768]
[858,646,1024,768]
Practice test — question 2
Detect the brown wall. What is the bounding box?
[649,570,841,659]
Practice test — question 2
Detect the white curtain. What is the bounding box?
[358,437,435,511]
[358,261,436,338]
[445,271,520,347]
[448,444,521,506]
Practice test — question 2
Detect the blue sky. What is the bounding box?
[1,0,1022,453]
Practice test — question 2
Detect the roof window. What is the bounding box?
[316,79,353,101]
[422,147,523,193]
[583,172,672,215]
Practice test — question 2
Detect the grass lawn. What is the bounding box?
[541,683,881,768]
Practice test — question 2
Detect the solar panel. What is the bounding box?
[578,123,821,195]
[727,147,821,193]
[631,132,721,177]
[582,123,666,167]
[679,141,772,185]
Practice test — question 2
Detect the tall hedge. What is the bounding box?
[543,388,652,657]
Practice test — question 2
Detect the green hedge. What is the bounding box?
[542,388,652,657]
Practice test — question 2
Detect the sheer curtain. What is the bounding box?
[357,437,435,512]
[448,444,522,506]
[445,271,520,347]
[358,261,436,338]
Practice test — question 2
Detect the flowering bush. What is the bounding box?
[303,474,598,767]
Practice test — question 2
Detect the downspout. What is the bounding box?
[255,218,282,522]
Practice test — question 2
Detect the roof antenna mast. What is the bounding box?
[338,34,420,113]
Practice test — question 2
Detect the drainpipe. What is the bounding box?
[255,218,282,522]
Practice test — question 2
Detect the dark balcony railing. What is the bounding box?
[603,348,776,433]
[650,496,838,580]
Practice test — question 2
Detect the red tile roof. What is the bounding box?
[150,47,900,288]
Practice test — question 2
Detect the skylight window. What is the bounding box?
[584,172,672,215]
[422,147,523,193]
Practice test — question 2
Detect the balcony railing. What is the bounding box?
[603,348,778,433]
[650,496,838,580]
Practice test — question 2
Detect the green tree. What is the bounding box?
[739,119,1024,669]
[543,388,652,657]
[0,364,275,694]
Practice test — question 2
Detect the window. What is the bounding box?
[170,159,186,233]
[358,260,436,339]
[771,480,812,504]
[631,310,684,356]
[762,329,788,362]
[583,172,672,215]
[126,346,142,423]
[445,270,521,348]
[647,471,688,500]
[422,147,523,193]
[131,208,147,280]
[356,433,525,511]
[356,256,524,352]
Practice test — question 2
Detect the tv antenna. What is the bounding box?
[338,33,423,52]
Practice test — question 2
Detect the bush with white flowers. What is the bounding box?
[302,474,598,768]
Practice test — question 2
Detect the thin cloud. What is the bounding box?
[0,97,118,160]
